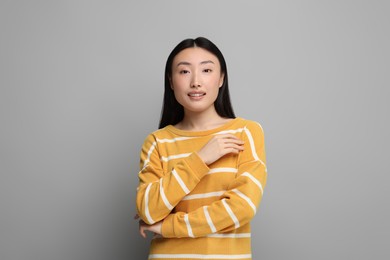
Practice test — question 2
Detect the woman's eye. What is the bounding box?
[179,70,189,74]
[203,69,212,73]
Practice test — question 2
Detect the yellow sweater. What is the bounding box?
[136,117,267,260]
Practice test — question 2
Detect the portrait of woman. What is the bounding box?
[135,37,267,259]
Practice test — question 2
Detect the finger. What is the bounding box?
[223,145,245,155]
[216,134,240,140]
[219,135,244,144]
[139,224,147,238]
[223,139,244,145]
[140,229,146,238]
[224,147,242,155]
[224,143,244,151]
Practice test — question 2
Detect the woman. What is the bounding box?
[135,37,267,259]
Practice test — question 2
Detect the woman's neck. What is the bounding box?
[175,109,232,131]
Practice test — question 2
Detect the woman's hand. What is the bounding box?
[134,214,162,238]
[197,134,244,165]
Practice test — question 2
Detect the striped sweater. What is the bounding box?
[136,117,267,260]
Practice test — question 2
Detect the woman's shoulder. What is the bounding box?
[142,126,176,143]
[237,117,265,133]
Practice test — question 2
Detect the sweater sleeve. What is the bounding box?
[136,133,210,225]
[161,121,267,238]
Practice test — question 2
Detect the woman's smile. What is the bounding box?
[188,91,206,100]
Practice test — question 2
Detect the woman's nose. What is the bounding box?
[191,72,201,88]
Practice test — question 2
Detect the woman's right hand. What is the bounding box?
[197,134,244,165]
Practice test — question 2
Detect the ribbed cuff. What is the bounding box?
[161,214,175,238]
[183,152,210,180]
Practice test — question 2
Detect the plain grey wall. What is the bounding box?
[1,1,389,259]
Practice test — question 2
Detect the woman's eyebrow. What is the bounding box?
[200,60,215,65]
[176,61,191,66]
[176,60,215,67]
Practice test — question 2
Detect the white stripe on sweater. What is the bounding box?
[172,169,190,194]
[152,233,251,239]
[256,122,264,133]
[244,127,259,161]
[161,153,191,162]
[142,141,157,170]
[184,214,194,238]
[242,172,263,195]
[207,233,251,238]
[144,183,155,224]
[149,254,252,259]
[182,191,225,201]
[203,206,217,233]
[244,127,267,172]
[159,178,173,210]
[222,199,240,229]
[156,136,195,143]
[232,189,257,214]
[208,167,238,174]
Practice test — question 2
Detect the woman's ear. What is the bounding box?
[219,73,225,88]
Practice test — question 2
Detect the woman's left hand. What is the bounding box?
[134,214,163,238]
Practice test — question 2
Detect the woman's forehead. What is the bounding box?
[173,47,219,65]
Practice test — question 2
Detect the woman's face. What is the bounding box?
[170,47,224,115]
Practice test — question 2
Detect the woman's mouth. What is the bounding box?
[188,92,206,97]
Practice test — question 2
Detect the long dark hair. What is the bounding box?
[158,37,235,129]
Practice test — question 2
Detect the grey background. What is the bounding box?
[1,1,389,259]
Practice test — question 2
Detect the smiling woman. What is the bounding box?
[170,47,225,127]
[135,37,267,260]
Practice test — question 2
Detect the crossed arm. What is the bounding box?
[136,122,266,238]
